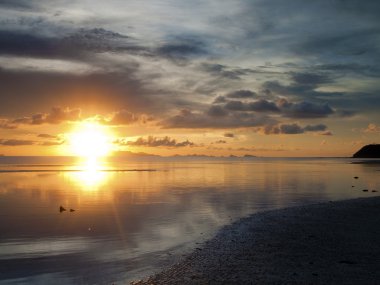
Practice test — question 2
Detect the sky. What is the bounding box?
[0,0,379,157]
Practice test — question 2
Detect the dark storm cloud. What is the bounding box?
[4,108,145,128]
[200,63,258,80]
[0,0,379,134]
[262,72,344,99]
[294,28,380,59]
[156,37,208,60]
[208,0,380,118]
[161,109,275,129]
[12,107,81,125]
[248,99,280,112]
[0,0,36,10]
[0,28,147,60]
[0,68,155,116]
[215,95,333,118]
[224,99,280,113]
[61,28,148,55]
[226,90,257,99]
[207,105,229,117]
[303,124,327,132]
[277,99,334,118]
[116,136,195,148]
[213,96,227,104]
[314,63,380,78]
[0,27,211,117]
[231,0,380,62]
[262,123,329,135]
[336,110,356,118]
[0,30,55,58]
[224,101,245,111]
[291,73,333,86]
[278,124,304,135]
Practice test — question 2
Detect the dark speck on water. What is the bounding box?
[354,176,359,179]
[362,189,368,192]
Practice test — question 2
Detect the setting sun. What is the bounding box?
[68,122,113,158]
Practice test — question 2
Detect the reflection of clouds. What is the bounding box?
[0,160,379,283]
[0,237,94,260]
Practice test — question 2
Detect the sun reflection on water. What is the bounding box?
[67,157,111,190]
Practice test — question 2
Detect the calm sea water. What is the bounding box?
[0,156,379,284]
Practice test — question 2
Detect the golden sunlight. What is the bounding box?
[67,157,111,190]
[68,122,113,158]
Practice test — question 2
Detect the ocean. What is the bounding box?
[0,156,379,284]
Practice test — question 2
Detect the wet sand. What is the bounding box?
[132,197,380,284]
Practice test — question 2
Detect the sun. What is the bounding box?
[68,122,113,158]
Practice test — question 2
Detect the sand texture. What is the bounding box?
[132,197,380,284]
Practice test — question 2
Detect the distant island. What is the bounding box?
[353,144,380,158]
[113,151,256,159]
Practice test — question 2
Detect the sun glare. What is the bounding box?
[69,122,113,158]
[67,157,111,190]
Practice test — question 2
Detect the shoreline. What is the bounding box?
[132,197,380,284]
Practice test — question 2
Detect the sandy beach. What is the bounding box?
[133,197,380,284]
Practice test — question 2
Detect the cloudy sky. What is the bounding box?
[0,0,379,156]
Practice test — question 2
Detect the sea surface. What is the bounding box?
[0,156,379,284]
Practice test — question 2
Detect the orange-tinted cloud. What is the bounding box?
[0,139,35,146]
[363,123,380,133]
[115,136,195,148]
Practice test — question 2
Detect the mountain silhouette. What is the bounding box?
[353,144,380,158]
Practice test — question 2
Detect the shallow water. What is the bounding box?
[0,157,379,284]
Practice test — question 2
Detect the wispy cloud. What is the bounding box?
[0,0,379,155]
[363,123,380,133]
